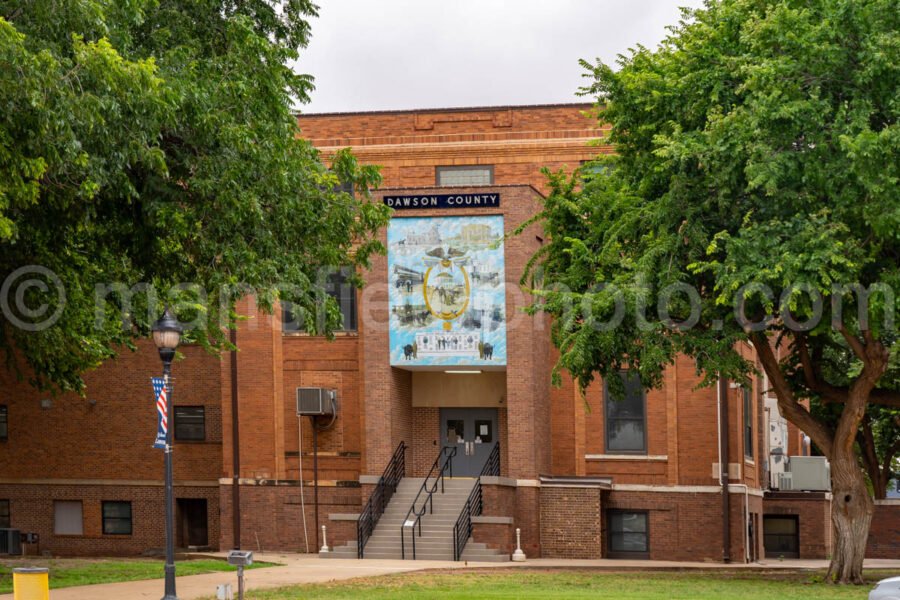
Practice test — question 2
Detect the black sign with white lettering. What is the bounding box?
[383,193,501,210]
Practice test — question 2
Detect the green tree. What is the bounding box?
[0,1,390,391]
[524,0,898,583]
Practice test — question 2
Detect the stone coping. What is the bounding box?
[328,513,360,521]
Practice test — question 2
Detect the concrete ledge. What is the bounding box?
[481,476,517,487]
[875,499,900,506]
[585,454,668,462]
[359,475,381,485]
[328,513,360,521]
[472,516,513,525]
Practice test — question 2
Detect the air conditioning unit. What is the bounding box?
[0,529,22,555]
[296,388,336,417]
[777,472,794,490]
[788,456,831,491]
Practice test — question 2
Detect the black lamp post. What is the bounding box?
[152,307,182,600]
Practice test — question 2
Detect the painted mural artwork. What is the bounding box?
[388,216,507,366]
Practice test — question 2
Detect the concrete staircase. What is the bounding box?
[325,477,508,562]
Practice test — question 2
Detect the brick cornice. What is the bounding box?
[314,137,610,163]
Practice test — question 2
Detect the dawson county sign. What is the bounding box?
[383,193,501,210]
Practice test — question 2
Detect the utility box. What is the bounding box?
[227,549,253,567]
[296,388,336,417]
[788,456,831,491]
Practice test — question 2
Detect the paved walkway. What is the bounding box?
[2,554,898,600]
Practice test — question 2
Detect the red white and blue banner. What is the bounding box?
[151,377,168,449]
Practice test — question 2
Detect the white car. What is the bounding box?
[870,576,900,600]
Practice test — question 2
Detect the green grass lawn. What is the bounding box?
[0,557,277,594]
[241,569,889,600]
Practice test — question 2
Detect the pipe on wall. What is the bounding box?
[230,326,241,550]
[718,375,732,563]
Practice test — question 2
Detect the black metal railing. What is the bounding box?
[400,446,456,559]
[357,441,406,558]
[452,442,500,561]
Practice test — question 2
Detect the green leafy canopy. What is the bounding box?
[0,1,391,392]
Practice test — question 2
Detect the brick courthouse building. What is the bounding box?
[1,104,896,561]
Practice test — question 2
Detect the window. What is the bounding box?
[0,500,9,528]
[604,371,646,453]
[436,165,494,186]
[174,406,205,441]
[0,405,7,441]
[54,501,83,535]
[283,267,357,333]
[608,510,649,557]
[743,387,753,459]
[102,501,132,535]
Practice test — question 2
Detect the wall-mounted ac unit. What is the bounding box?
[788,456,831,491]
[296,388,336,417]
[777,472,794,491]
[0,529,21,555]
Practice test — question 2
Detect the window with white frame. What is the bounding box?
[436,165,494,186]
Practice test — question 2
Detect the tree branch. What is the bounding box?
[838,324,867,362]
[751,333,834,456]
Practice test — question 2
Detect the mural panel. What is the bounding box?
[388,216,506,366]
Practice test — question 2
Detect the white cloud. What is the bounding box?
[292,0,706,113]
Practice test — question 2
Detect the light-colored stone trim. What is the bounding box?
[875,499,900,506]
[0,478,218,487]
[610,483,765,496]
[515,479,541,487]
[472,516,513,525]
[480,476,517,487]
[328,513,360,521]
[358,475,381,485]
[585,454,668,461]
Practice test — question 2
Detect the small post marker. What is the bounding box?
[320,525,330,553]
[512,527,526,562]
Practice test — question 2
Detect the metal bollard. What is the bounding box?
[13,567,49,600]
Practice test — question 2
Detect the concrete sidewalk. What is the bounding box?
[2,554,898,600]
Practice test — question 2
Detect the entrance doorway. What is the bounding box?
[440,408,498,477]
[176,498,209,548]
[763,515,799,558]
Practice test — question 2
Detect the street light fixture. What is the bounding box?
[152,307,182,600]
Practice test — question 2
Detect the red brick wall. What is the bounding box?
[410,407,440,477]
[540,487,602,559]
[762,492,832,559]
[0,340,222,482]
[218,484,360,553]
[0,483,218,556]
[867,501,899,559]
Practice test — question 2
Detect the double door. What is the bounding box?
[440,408,498,477]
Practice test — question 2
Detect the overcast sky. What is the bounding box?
[293,0,706,113]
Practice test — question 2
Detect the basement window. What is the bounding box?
[436,165,494,186]
[607,510,649,558]
[102,501,133,535]
[0,500,9,528]
[54,501,83,536]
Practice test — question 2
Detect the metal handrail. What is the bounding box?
[452,442,500,561]
[400,446,456,559]
[357,441,406,558]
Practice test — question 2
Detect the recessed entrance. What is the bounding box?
[176,498,209,548]
[440,407,498,476]
[763,515,799,558]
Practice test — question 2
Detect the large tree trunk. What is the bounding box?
[826,444,874,584]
